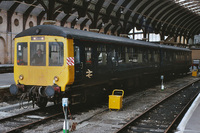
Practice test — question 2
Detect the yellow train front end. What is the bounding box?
[10,35,74,107]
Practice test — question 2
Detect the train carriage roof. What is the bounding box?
[15,25,190,52]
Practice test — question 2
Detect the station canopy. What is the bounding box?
[0,0,200,39]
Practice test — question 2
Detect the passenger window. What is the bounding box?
[143,50,148,63]
[118,47,125,64]
[30,42,46,66]
[138,49,143,63]
[85,47,92,64]
[111,48,117,63]
[127,47,133,63]
[17,42,27,65]
[97,45,107,65]
[154,50,160,63]
[168,51,172,62]
[163,51,167,62]
[148,50,152,62]
[49,42,64,66]
[74,46,80,64]
[149,50,155,62]
[181,52,184,61]
[176,53,178,60]
[133,49,138,63]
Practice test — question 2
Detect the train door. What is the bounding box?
[74,40,84,81]
[74,40,96,82]
[84,45,94,80]
[108,46,118,76]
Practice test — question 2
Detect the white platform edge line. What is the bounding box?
[0,85,10,89]
[176,93,200,132]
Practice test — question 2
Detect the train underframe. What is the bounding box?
[10,68,189,108]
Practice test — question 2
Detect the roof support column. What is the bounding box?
[185,38,189,45]
[7,11,12,32]
[160,33,164,41]
[132,27,135,39]
[47,0,55,20]
[143,28,147,40]
[174,36,177,43]
[182,36,186,44]
[177,36,181,43]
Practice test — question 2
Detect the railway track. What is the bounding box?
[0,76,199,132]
[0,99,108,133]
[0,86,12,102]
[0,105,63,133]
[116,80,200,133]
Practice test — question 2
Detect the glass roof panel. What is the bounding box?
[174,0,200,15]
[0,1,15,11]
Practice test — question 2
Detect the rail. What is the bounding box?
[115,80,200,133]
[0,105,63,133]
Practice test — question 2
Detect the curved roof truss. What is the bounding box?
[0,0,200,39]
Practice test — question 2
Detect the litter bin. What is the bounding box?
[109,89,124,110]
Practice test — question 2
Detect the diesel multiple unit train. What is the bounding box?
[9,25,191,108]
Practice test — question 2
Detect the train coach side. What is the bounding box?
[10,25,191,107]
[159,45,191,77]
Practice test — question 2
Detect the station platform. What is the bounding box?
[176,93,200,133]
[0,64,13,74]
[0,64,13,67]
[0,73,14,87]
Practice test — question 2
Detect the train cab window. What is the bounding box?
[17,42,27,65]
[97,45,107,65]
[74,46,80,64]
[30,42,46,66]
[85,47,92,64]
[49,42,64,66]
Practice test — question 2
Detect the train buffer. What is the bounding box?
[109,89,124,110]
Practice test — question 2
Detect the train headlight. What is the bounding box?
[19,75,24,80]
[54,76,59,82]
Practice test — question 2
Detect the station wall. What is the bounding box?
[0,9,90,64]
[191,49,200,60]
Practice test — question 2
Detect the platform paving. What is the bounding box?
[176,93,200,133]
[0,73,14,86]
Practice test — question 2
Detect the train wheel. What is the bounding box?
[36,96,48,108]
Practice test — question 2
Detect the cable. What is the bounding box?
[68,106,73,120]
[19,93,29,109]
[63,106,68,133]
